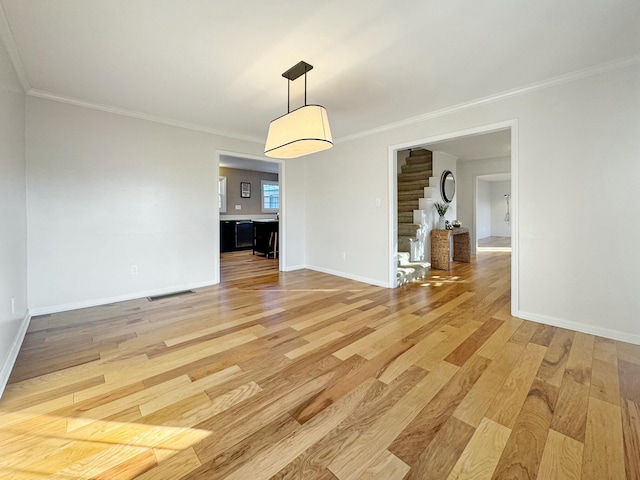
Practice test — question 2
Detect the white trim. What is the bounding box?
[0,311,31,398]
[305,265,391,289]
[339,55,640,144]
[509,123,520,317]
[282,264,305,272]
[218,176,227,213]
[518,310,640,346]
[0,2,30,91]
[29,280,218,316]
[387,145,399,288]
[27,89,264,144]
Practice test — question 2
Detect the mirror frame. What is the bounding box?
[440,170,455,203]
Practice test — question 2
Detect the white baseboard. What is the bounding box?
[0,310,32,398]
[517,310,640,346]
[304,265,391,288]
[29,280,220,316]
[282,264,305,272]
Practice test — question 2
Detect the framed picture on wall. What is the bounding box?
[240,182,251,198]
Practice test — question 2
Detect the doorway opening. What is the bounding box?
[476,173,512,252]
[216,151,284,283]
[388,120,518,314]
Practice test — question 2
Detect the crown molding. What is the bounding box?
[337,54,640,144]
[0,1,30,91]
[27,89,265,144]
[16,49,640,147]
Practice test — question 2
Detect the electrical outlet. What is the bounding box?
[131,265,139,275]
[375,198,381,207]
[341,252,346,260]
[235,205,242,210]
[11,297,15,314]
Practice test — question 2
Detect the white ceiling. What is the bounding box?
[1,0,639,144]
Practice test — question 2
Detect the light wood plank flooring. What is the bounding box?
[1,252,639,479]
[220,250,279,282]
[477,236,511,250]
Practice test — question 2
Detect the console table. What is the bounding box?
[431,227,470,270]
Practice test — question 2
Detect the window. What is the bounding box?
[261,180,279,213]
[219,176,227,213]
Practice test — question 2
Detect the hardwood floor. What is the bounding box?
[1,252,639,479]
[220,250,279,282]
[477,236,511,250]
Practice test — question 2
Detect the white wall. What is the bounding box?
[0,37,27,394]
[476,180,491,240]
[431,151,458,222]
[283,159,306,270]
[25,97,298,312]
[304,139,390,286]
[305,62,640,343]
[490,181,511,237]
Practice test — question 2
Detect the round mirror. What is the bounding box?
[440,170,455,203]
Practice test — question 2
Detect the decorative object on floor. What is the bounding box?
[396,251,431,286]
[440,170,456,202]
[240,182,251,198]
[264,61,333,159]
[434,201,449,230]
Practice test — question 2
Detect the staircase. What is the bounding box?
[398,149,433,252]
[396,148,434,286]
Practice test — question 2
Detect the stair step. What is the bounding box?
[398,180,428,190]
[405,156,431,165]
[398,236,413,252]
[398,179,430,190]
[398,213,413,223]
[398,171,430,183]
[398,190,425,200]
[409,149,432,159]
[398,223,420,236]
[398,206,417,213]
[401,163,432,174]
[398,184,425,194]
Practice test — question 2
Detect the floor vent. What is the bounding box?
[147,290,195,302]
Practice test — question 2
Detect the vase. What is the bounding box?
[438,216,446,230]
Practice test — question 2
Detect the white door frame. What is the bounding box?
[214,150,286,284]
[387,119,519,316]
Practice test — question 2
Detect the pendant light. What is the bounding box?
[264,61,333,159]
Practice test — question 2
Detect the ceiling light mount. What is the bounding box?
[264,61,333,159]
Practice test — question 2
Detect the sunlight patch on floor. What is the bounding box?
[0,412,211,478]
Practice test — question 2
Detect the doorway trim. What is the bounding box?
[387,119,519,316]
[215,150,286,284]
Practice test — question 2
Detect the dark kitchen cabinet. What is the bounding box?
[220,220,253,252]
